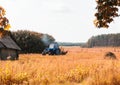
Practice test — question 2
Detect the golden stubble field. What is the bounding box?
[0,46,120,85]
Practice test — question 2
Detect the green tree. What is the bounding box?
[86,33,120,47]
[11,30,55,53]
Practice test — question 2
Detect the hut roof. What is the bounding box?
[0,35,21,50]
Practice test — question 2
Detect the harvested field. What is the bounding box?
[0,47,120,85]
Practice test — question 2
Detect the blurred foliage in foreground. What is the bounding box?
[0,6,11,30]
[94,0,120,28]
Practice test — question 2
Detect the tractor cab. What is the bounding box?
[49,42,59,49]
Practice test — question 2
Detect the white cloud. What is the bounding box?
[41,0,71,13]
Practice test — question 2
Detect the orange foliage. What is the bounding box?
[0,6,10,30]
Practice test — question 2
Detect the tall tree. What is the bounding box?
[86,33,120,47]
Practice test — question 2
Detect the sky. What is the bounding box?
[0,0,120,42]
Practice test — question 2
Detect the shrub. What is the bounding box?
[11,30,55,53]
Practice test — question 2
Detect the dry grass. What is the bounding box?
[0,47,120,85]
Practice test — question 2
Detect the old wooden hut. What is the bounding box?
[0,35,21,60]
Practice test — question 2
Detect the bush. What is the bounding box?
[11,30,55,53]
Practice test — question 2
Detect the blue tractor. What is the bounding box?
[42,42,67,55]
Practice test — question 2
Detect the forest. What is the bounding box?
[86,33,120,47]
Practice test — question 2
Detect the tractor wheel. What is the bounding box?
[42,53,46,55]
[42,51,46,55]
[55,49,60,55]
[42,49,48,55]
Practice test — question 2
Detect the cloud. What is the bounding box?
[41,0,72,13]
[53,6,71,13]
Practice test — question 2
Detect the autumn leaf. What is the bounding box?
[0,6,10,30]
[4,24,11,30]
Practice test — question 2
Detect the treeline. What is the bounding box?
[58,42,85,46]
[86,33,120,48]
[11,30,55,53]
